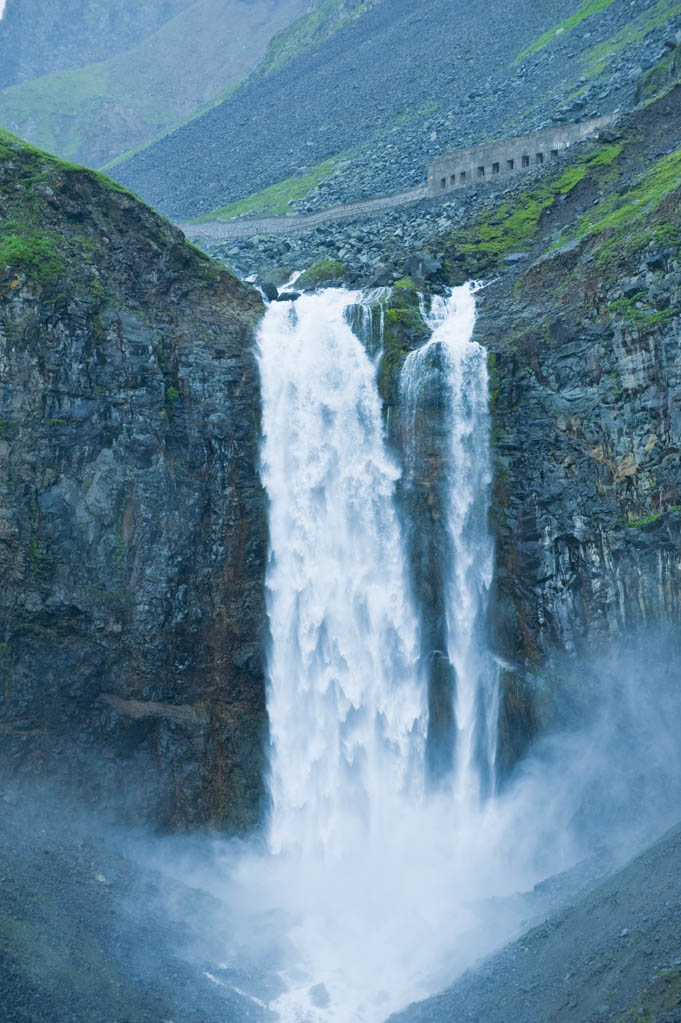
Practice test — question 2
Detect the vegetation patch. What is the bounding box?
[297,258,346,288]
[0,230,62,285]
[615,966,681,1019]
[622,506,680,527]
[607,291,674,329]
[0,61,118,161]
[189,158,340,223]
[583,0,681,77]
[0,126,138,202]
[561,146,681,263]
[441,143,622,277]
[514,0,617,63]
[0,126,224,297]
[376,287,429,414]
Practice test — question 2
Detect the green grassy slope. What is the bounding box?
[255,0,382,77]
[0,0,310,168]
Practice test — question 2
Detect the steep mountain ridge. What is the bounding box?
[0,0,195,89]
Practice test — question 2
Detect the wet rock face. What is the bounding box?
[0,145,267,831]
[483,257,681,770]
[423,81,681,775]
[371,288,458,784]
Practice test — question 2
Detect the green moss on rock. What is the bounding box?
[615,966,681,1021]
[0,230,62,285]
[376,286,429,416]
[297,258,346,288]
[439,142,624,280]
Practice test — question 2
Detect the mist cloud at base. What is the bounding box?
[136,628,681,1022]
[2,631,677,1021]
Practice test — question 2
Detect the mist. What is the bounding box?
[119,629,678,1023]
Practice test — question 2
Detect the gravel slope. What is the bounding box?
[114,0,681,220]
[0,795,274,1022]
[390,820,681,1023]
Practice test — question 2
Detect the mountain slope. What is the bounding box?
[0,0,311,168]
[0,0,195,89]
[391,819,681,1023]
[112,0,681,221]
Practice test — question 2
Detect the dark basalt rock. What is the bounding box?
[0,135,268,832]
[469,90,681,773]
[259,280,279,301]
[404,251,442,283]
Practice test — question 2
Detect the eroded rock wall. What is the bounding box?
[471,92,681,770]
[0,136,267,830]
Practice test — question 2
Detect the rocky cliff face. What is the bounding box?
[465,84,681,769]
[0,131,268,831]
[356,71,681,781]
[2,57,680,836]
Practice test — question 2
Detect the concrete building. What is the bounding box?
[427,117,612,196]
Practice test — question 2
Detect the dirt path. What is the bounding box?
[181,185,429,241]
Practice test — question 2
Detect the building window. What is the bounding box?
[536,152,544,164]
[460,171,466,183]
[477,165,485,178]
[450,174,456,186]
[441,177,446,190]
[507,158,514,171]
[522,154,530,168]
[492,162,500,175]
[551,149,559,158]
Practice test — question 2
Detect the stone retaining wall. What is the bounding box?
[182,119,613,242]
[427,117,612,196]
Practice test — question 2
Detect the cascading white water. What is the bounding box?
[401,284,499,807]
[248,284,513,1022]
[181,281,681,1023]
[195,282,669,1023]
[258,289,426,859]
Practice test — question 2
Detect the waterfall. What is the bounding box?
[400,284,499,806]
[253,283,503,1022]
[199,282,680,1023]
[258,289,425,859]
